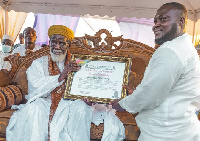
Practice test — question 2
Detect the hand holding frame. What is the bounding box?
[58,61,81,82]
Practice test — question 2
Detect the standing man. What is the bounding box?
[110,2,200,141]
[0,35,14,70]
[13,27,41,56]
[13,33,24,50]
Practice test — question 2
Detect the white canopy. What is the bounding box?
[1,0,200,46]
[1,0,200,21]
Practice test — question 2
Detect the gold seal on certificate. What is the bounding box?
[64,54,132,103]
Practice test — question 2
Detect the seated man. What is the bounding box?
[6,25,125,141]
[0,35,14,70]
[13,33,24,50]
[12,27,41,56]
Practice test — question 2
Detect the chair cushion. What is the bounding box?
[0,70,12,87]
[0,109,16,136]
[0,137,6,140]
[0,85,24,112]
[90,111,139,140]
[90,123,139,140]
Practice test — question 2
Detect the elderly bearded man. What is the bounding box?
[110,2,200,141]
[6,25,125,141]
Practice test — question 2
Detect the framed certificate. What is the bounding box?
[64,54,132,103]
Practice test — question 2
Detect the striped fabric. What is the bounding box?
[0,85,24,112]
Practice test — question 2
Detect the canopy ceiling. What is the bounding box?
[1,0,200,21]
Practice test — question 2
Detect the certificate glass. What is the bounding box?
[64,54,132,103]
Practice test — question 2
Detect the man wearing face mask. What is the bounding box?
[12,27,41,56]
[0,35,14,70]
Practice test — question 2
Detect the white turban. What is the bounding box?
[2,35,14,42]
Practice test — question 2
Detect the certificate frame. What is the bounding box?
[64,54,132,103]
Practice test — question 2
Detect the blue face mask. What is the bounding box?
[2,45,12,53]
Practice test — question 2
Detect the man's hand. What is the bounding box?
[109,99,125,112]
[122,85,135,95]
[58,61,81,82]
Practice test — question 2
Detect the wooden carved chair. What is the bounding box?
[0,29,155,140]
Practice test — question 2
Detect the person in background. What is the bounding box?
[13,33,24,50]
[12,27,41,56]
[110,2,200,141]
[0,35,14,70]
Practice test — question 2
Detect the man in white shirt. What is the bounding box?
[110,2,200,141]
[6,25,125,141]
[0,35,14,70]
[13,27,41,56]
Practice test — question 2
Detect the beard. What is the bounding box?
[155,23,178,45]
[50,49,67,62]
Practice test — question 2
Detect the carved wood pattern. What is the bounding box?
[72,29,154,55]
[4,47,50,80]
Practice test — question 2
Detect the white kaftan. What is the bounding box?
[6,55,125,141]
[119,33,200,141]
[0,51,11,70]
[12,44,42,56]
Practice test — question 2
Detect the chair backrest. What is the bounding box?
[5,47,50,80]
[4,47,50,95]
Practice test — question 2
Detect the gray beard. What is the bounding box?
[155,23,178,45]
[50,50,67,62]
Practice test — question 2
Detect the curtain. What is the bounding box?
[0,7,27,42]
[0,7,5,42]
[117,17,155,48]
[117,17,200,48]
[33,14,80,46]
[75,16,121,37]
[181,19,200,46]
[194,19,200,46]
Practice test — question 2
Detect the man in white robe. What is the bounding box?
[12,27,41,56]
[6,25,125,141]
[110,2,200,141]
[0,35,14,70]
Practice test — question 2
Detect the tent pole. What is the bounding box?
[184,0,197,45]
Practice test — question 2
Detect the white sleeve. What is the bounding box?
[119,48,184,114]
[26,58,62,102]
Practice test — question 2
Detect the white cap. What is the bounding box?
[2,35,14,42]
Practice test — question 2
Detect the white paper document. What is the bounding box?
[70,60,126,99]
